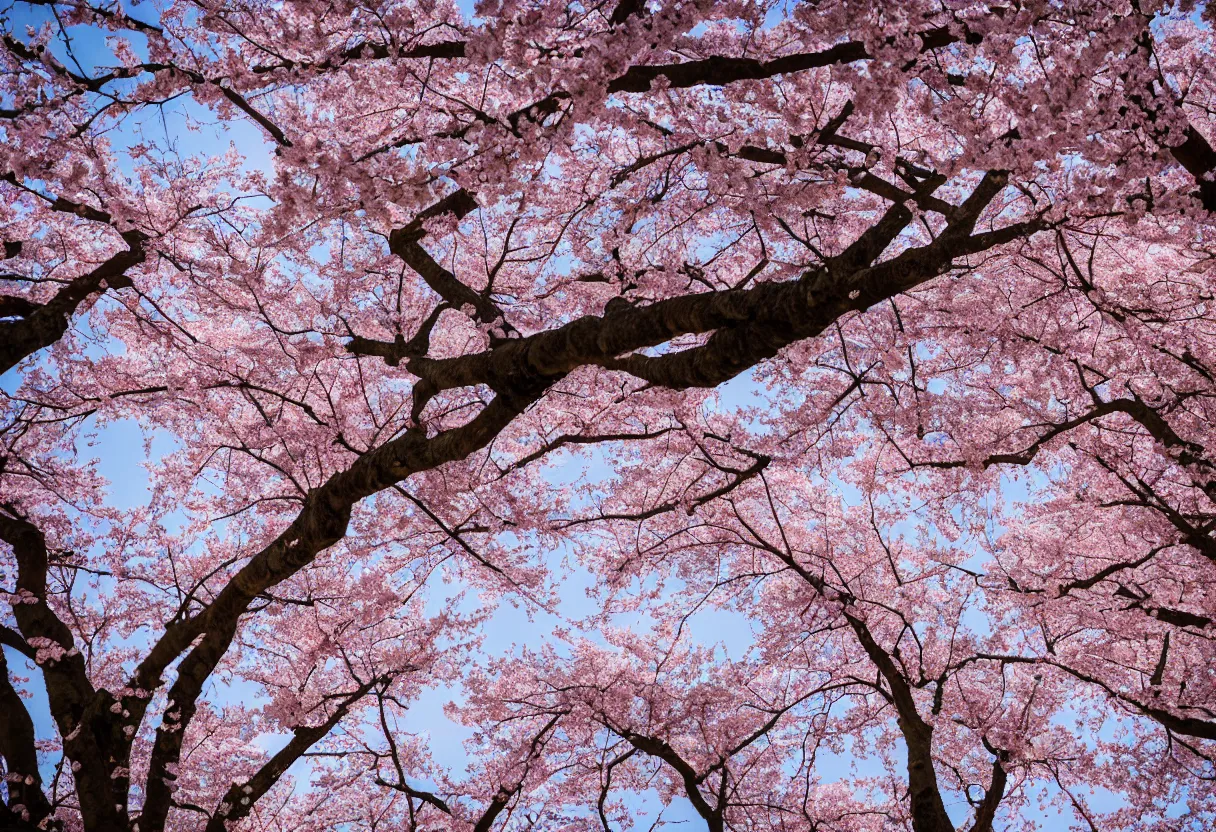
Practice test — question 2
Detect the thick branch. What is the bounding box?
[842,608,954,832]
[1049,661,1216,740]
[0,649,54,828]
[616,728,721,832]
[471,712,564,832]
[0,510,119,830]
[0,231,145,373]
[968,748,1009,832]
[135,393,539,831]
[202,676,383,832]
[606,26,973,94]
[387,189,511,331]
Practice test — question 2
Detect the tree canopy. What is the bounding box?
[2,1,1215,830]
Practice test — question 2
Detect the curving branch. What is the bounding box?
[0,233,146,374]
[0,509,120,829]
[0,649,55,829]
[201,675,387,832]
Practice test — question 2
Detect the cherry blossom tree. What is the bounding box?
[2,0,1215,830]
